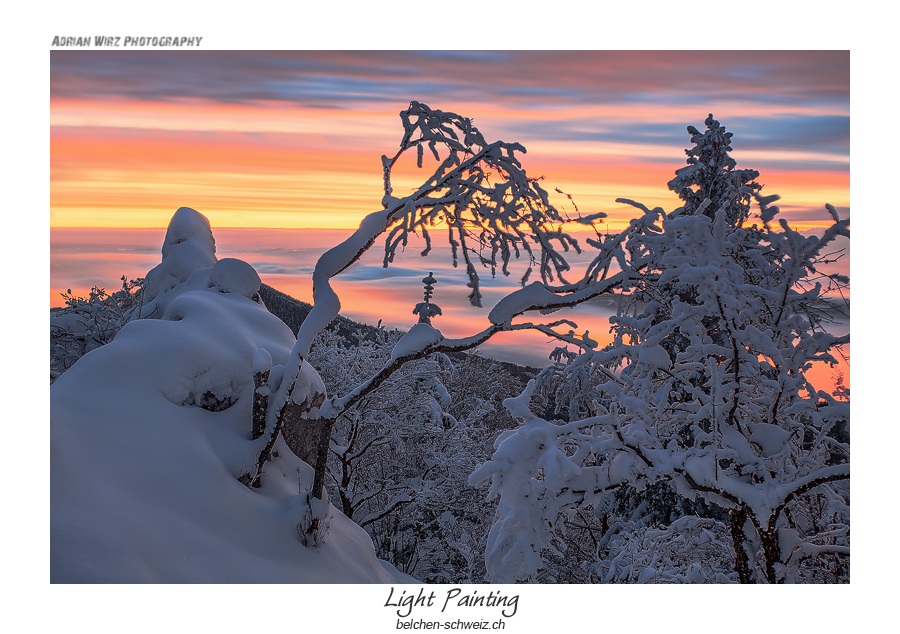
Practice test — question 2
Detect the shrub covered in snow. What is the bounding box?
[594,516,737,584]
[301,327,524,583]
[50,276,145,382]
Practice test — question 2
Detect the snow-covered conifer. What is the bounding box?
[470,115,850,583]
[667,114,761,226]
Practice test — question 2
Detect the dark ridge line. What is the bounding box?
[258,283,541,379]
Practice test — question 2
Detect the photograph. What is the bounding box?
[26,7,889,622]
[49,49,850,592]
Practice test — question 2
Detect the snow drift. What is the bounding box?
[51,207,411,583]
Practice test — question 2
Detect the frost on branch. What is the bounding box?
[378,101,596,307]
[288,99,602,369]
[471,115,850,583]
[595,516,737,583]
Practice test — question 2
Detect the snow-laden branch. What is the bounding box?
[320,308,611,422]
[488,273,625,326]
[269,102,604,427]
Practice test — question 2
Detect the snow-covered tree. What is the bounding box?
[301,325,526,582]
[469,115,850,583]
[249,101,608,518]
[667,114,761,226]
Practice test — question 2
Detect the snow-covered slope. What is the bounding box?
[51,207,411,583]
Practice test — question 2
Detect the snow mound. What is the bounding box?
[209,257,261,298]
[161,206,217,261]
[140,207,218,317]
[149,289,293,410]
[51,209,411,583]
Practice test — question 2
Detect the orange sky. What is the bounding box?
[49,51,850,383]
[50,111,849,232]
[50,51,849,232]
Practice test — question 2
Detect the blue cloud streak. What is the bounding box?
[51,51,848,160]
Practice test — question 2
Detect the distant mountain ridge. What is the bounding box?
[258,283,381,343]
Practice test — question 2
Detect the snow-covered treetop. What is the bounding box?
[136,208,265,320]
[667,114,761,226]
[160,206,217,261]
[469,115,850,583]
[413,272,442,324]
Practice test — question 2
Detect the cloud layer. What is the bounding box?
[50,51,849,232]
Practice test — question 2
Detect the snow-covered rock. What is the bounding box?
[139,207,218,318]
[209,258,262,298]
[51,208,412,583]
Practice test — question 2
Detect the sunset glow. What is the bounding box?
[51,51,849,230]
[50,51,850,383]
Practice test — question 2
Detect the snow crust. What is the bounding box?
[51,208,412,583]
